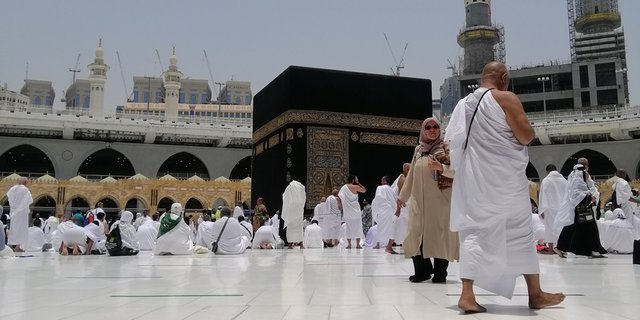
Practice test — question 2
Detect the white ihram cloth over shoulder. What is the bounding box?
[6,184,33,247]
[252,225,278,249]
[446,89,539,299]
[303,223,324,248]
[613,178,640,240]
[538,171,568,243]
[154,213,193,255]
[553,167,592,238]
[372,185,396,245]
[195,221,215,250]
[282,180,306,243]
[391,175,409,243]
[233,206,245,219]
[43,216,59,244]
[339,185,364,239]
[211,216,249,254]
[136,219,159,251]
[324,195,342,239]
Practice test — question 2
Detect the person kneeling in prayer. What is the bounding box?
[303,220,324,248]
[57,215,94,256]
[252,219,279,249]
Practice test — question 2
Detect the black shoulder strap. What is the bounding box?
[215,217,230,244]
[464,88,494,151]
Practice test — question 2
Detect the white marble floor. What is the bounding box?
[1,248,639,320]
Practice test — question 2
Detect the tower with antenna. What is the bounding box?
[457,0,503,75]
[163,47,183,121]
[88,38,109,116]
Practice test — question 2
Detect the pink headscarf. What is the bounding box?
[419,117,443,154]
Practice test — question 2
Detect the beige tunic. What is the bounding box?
[398,145,459,261]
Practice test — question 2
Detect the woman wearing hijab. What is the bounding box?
[107,210,139,256]
[397,117,459,283]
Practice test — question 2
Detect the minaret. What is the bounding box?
[457,0,500,75]
[163,47,183,121]
[88,38,109,116]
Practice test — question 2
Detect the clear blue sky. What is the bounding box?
[1,0,638,111]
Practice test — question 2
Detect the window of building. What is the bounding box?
[244,96,251,105]
[83,96,90,108]
[224,112,229,118]
[75,94,80,107]
[579,65,589,88]
[201,94,208,103]
[597,89,618,106]
[133,91,139,102]
[581,91,591,107]
[34,96,41,105]
[45,96,52,106]
[595,63,616,87]
[235,96,241,104]
[179,91,185,103]
[156,91,162,103]
[143,92,149,103]
[190,94,197,104]
[206,112,211,117]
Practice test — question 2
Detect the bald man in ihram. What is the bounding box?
[446,62,564,313]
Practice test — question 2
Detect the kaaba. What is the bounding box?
[252,66,431,216]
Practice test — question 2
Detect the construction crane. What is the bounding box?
[446,59,459,77]
[69,53,81,85]
[155,49,165,74]
[203,50,217,100]
[116,51,132,102]
[383,33,408,76]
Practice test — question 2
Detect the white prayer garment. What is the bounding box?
[1,221,15,257]
[195,221,215,250]
[239,220,253,240]
[233,206,245,219]
[446,89,539,299]
[538,171,568,243]
[136,219,159,251]
[554,165,593,237]
[211,216,249,255]
[303,223,324,248]
[26,226,45,252]
[110,211,140,250]
[324,195,342,240]
[597,218,635,253]
[339,185,364,239]
[313,201,326,223]
[154,204,194,255]
[282,180,306,243]
[372,184,396,245]
[84,222,106,252]
[252,225,277,249]
[42,216,59,244]
[615,179,635,223]
[365,224,378,248]
[270,213,280,237]
[6,183,33,247]
[390,175,409,244]
[58,221,91,253]
[531,214,546,243]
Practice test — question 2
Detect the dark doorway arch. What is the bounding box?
[157,152,209,180]
[561,149,617,180]
[229,156,251,180]
[32,195,56,219]
[96,197,120,220]
[212,198,228,210]
[65,196,90,216]
[0,145,55,177]
[125,198,148,213]
[526,162,540,182]
[157,197,176,213]
[185,198,204,212]
[78,149,135,179]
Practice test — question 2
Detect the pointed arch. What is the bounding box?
[0,144,56,177]
[32,194,57,219]
[77,148,135,178]
[211,197,229,210]
[157,196,177,213]
[157,152,209,180]
[560,149,617,179]
[185,197,205,212]
[65,195,91,216]
[229,156,251,180]
[526,162,540,182]
[124,197,149,212]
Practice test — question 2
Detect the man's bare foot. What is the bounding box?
[373,245,380,249]
[61,249,68,256]
[458,299,487,314]
[529,291,565,309]
[356,245,362,249]
[385,248,398,254]
[72,247,79,256]
[345,245,352,249]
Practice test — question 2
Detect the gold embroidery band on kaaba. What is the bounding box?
[253,110,422,143]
